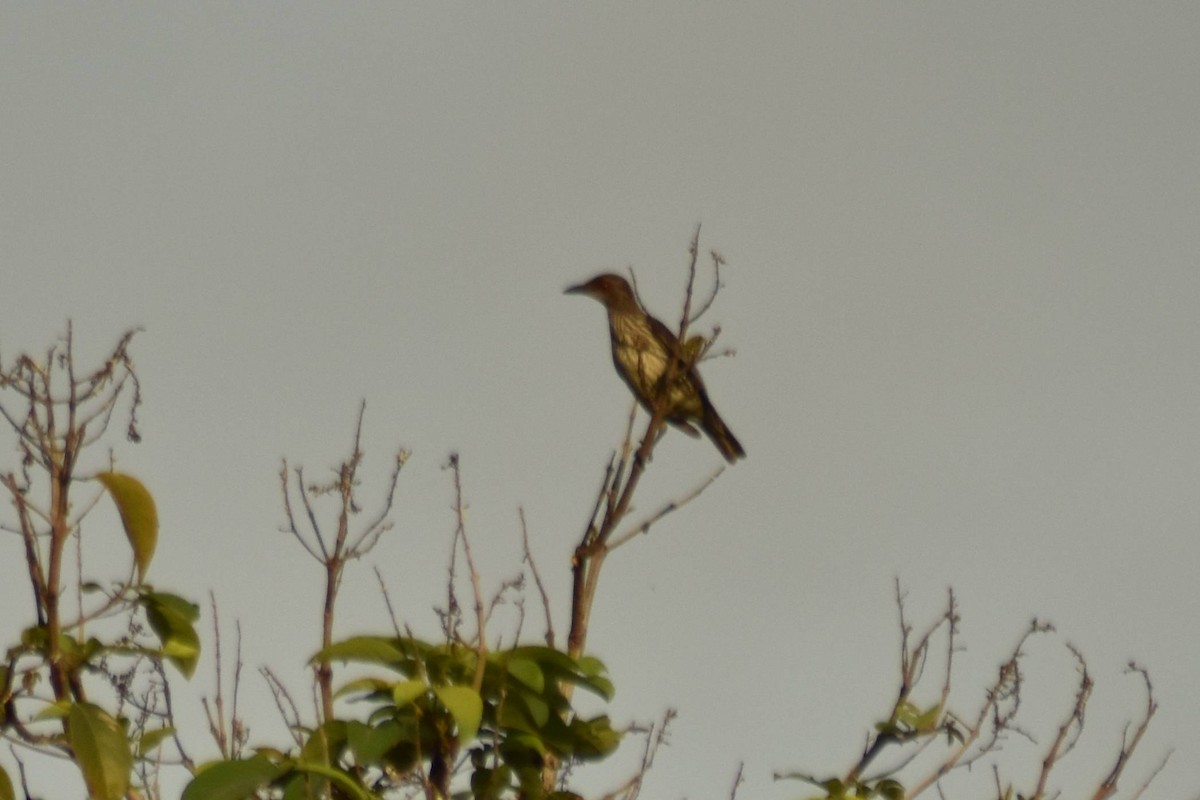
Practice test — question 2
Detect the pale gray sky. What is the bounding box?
[2,4,1198,798]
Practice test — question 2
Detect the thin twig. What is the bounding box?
[690,244,725,324]
[1032,643,1092,799]
[1091,663,1158,800]
[519,507,555,647]
[279,460,323,561]
[375,566,406,641]
[609,465,725,549]
[447,453,488,691]
[1128,748,1171,800]
[348,446,409,553]
[730,761,745,800]
[677,224,702,339]
[597,709,677,800]
[260,666,305,748]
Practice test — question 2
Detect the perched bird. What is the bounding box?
[566,273,745,462]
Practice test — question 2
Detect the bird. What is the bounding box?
[565,273,745,462]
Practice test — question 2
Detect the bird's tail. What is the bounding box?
[701,400,746,463]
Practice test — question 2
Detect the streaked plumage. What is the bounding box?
[566,273,745,462]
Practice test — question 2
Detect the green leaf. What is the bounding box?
[515,689,550,728]
[58,635,103,673]
[35,700,72,721]
[557,654,616,698]
[506,657,544,692]
[433,685,483,745]
[894,700,920,728]
[567,715,621,759]
[509,646,577,675]
[301,720,347,766]
[876,779,906,800]
[499,732,548,762]
[68,702,132,800]
[333,676,393,701]
[347,719,406,765]
[914,704,942,733]
[288,760,374,800]
[95,472,158,582]
[136,726,176,757]
[140,590,201,678]
[313,636,406,667]
[575,655,607,678]
[821,778,845,796]
[573,671,615,701]
[425,645,478,685]
[471,764,513,800]
[182,755,287,800]
[520,647,613,700]
[515,763,545,798]
[0,765,13,800]
[392,679,428,707]
[281,775,308,800]
[497,698,540,735]
[20,625,48,648]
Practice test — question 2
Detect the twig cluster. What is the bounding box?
[0,325,192,795]
[278,399,409,721]
[778,580,1166,800]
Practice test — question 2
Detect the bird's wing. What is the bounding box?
[644,313,684,359]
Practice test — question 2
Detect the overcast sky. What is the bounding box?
[2,5,1198,799]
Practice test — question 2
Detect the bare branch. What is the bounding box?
[597,708,677,800]
[677,223,702,339]
[730,761,745,800]
[375,566,406,641]
[1091,663,1159,800]
[294,465,329,561]
[689,245,725,324]
[347,446,409,554]
[260,666,305,749]
[278,461,324,561]
[1032,644,1092,799]
[519,507,555,648]
[446,453,487,691]
[609,465,725,549]
[1128,748,1171,800]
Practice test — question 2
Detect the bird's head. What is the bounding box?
[564,273,639,310]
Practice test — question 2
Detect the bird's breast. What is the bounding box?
[609,313,669,387]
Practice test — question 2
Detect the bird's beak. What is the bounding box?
[564,282,589,296]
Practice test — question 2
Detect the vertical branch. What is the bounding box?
[1031,645,1092,799]
[567,230,729,660]
[0,325,143,776]
[677,223,702,344]
[42,342,71,701]
[320,402,362,722]
[1090,664,1158,800]
[278,400,407,725]
[447,454,488,691]
[729,761,745,800]
[519,507,555,648]
[1,473,49,625]
[566,401,666,659]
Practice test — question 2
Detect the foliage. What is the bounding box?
[0,326,199,799]
[186,640,619,800]
[0,241,1173,799]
